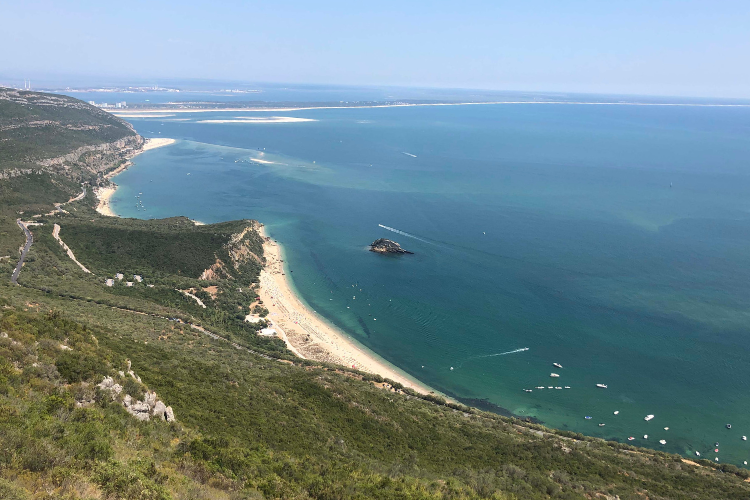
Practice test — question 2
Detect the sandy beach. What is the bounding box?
[196,117,317,124]
[257,227,435,395]
[95,137,176,216]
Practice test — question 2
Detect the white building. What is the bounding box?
[259,328,277,337]
[105,279,114,287]
[133,275,142,282]
[125,282,134,287]
[115,273,124,280]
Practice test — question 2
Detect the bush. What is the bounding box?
[0,479,29,500]
[55,351,106,383]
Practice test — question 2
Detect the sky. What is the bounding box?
[2,0,750,98]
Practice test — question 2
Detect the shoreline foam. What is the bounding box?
[95,137,176,217]
[257,225,436,396]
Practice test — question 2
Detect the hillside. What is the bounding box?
[1,89,749,499]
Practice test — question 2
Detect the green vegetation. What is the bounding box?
[0,88,135,170]
[1,88,749,499]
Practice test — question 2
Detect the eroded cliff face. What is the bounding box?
[38,135,145,183]
[0,87,144,183]
[199,222,265,280]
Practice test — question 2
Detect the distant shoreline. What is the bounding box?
[109,99,750,117]
[95,137,176,217]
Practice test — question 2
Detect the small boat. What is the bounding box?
[628,437,635,441]
[585,416,592,420]
[613,411,620,415]
[564,386,571,389]
[548,386,553,389]
[695,451,700,456]
[643,435,648,439]
[659,440,667,445]
[726,424,732,429]
[715,442,720,447]
[664,427,669,431]
[596,384,608,389]
[550,373,560,378]
[644,415,655,421]
[715,448,719,452]
[553,363,563,369]
[743,436,747,441]
[598,423,605,427]
[536,386,545,389]
[715,457,719,462]
[555,387,562,390]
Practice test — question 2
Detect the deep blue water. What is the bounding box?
[110,102,750,465]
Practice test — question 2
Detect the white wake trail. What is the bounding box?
[378,224,434,245]
[457,347,529,368]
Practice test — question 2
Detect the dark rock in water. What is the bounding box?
[369,238,413,255]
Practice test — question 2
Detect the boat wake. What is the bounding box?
[457,347,529,368]
[378,224,435,245]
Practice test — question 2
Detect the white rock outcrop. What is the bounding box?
[97,370,175,422]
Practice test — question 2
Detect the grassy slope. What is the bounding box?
[1,89,749,499]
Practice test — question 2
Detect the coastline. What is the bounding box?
[93,137,435,396]
[257,225,436,396]
[95,137,176,217]
[108,100,750,118]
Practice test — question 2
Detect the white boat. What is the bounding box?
[553,363,563,369]
[659,440,667,445]
[596,384,608,389]
[695,451,700,456]
[555,387,562,390]
[644,415,655,421]
[743,436,747,441]
[664,427,669,431]
[564,386,571,389]
[550,373,560,378]
[628,437,635,441]
[643,434,648,439]
[598,423,605,427]
[613,411,620,415]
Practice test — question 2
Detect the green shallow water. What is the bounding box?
[111,103,750,465]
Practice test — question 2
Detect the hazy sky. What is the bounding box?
[3,0,750,97]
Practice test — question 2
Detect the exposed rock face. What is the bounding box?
[97,373,175,422]
[369,238,413,255]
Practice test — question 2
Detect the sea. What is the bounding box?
[74,87,750,465]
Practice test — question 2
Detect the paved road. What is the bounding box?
[11,219,32,285]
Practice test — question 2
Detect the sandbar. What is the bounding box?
[257,226,436,396]
[196,117,317,124]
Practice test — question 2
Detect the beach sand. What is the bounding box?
[258,227,435,396]
[196,117,317,124]
[95,138,176,216]
[94,133,436,396]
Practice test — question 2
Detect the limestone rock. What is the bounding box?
[369,238,413,255]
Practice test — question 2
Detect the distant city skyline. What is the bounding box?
[3,0,750,99]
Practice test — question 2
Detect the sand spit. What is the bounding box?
[95,138,176,216]
[258,227,435,396]
[196,117,317,124]
[107,100,750,118]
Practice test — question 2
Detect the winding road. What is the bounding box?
[11,219,32,285]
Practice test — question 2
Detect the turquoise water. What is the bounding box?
[111,102,750,465]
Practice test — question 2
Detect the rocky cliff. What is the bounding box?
[369,238,414,254]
